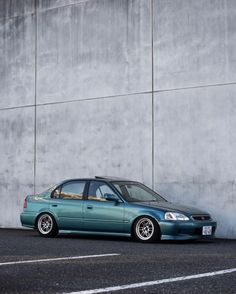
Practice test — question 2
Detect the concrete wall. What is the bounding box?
[0,0,235,238]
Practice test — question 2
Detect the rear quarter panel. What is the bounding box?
[20,195,51,228]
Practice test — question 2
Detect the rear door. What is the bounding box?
[50,180,87,230]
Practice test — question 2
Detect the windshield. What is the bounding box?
[112,181,167,202]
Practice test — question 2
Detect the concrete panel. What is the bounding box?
[154,86,236,238]
[0,14,35,109]
[36,94,152,192]
[154,0,236,90]
[38,0,87,11]
[0,0,34,20]
[0,107,34,228]
[37,0,151,104]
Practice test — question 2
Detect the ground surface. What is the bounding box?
[0,229,235,294]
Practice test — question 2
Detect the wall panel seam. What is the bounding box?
[151,0,155,189]
[1,79,236,112]
[154,81,236,93]
[38,1,89,14]
[33,0,38,194]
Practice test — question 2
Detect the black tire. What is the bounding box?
[133,216,160,243]
[36,213,58,237]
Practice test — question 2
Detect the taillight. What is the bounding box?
[23,197,27,209]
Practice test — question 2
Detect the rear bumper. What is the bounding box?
[20,212,37,229]
[159,220,217,240]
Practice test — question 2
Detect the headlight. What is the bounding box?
[165,212,189,221]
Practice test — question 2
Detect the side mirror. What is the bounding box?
[104,193,120,202]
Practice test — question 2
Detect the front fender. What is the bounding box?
[124,206,164,233]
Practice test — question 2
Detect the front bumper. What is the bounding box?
[159,220,217,240]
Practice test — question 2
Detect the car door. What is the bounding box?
[83,180,124,233]
[50,180,86,230]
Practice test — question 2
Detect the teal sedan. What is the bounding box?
[20,177,217,242]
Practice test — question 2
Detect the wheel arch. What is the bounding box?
[131,213,161,238]
[34,210,58,229]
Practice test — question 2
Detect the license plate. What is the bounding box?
[202,226,212,235]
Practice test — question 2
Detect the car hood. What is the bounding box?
[134,201,208,215]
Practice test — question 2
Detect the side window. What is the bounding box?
[88,181,118,201]
[51,187,61,199]
[60,181,86,200]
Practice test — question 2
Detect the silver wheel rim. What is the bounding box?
[136,218,154,241]
[38,214,53,235]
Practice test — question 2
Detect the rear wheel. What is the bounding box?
[37,213,58,237]
[133,216,160,243]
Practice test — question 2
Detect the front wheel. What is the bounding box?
[133,216,160,243]
[37,213,58,237]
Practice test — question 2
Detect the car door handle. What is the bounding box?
[52,204,58,207]
[87,206,93,209]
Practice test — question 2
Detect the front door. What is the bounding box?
[83,180,124,232]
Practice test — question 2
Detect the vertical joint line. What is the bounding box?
[151,0,154,189]
[34,0,38,194]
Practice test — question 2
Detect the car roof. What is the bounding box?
[94,176,130,181]
[58,176,132,185]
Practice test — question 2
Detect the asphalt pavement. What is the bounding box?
[0,229,235,294]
